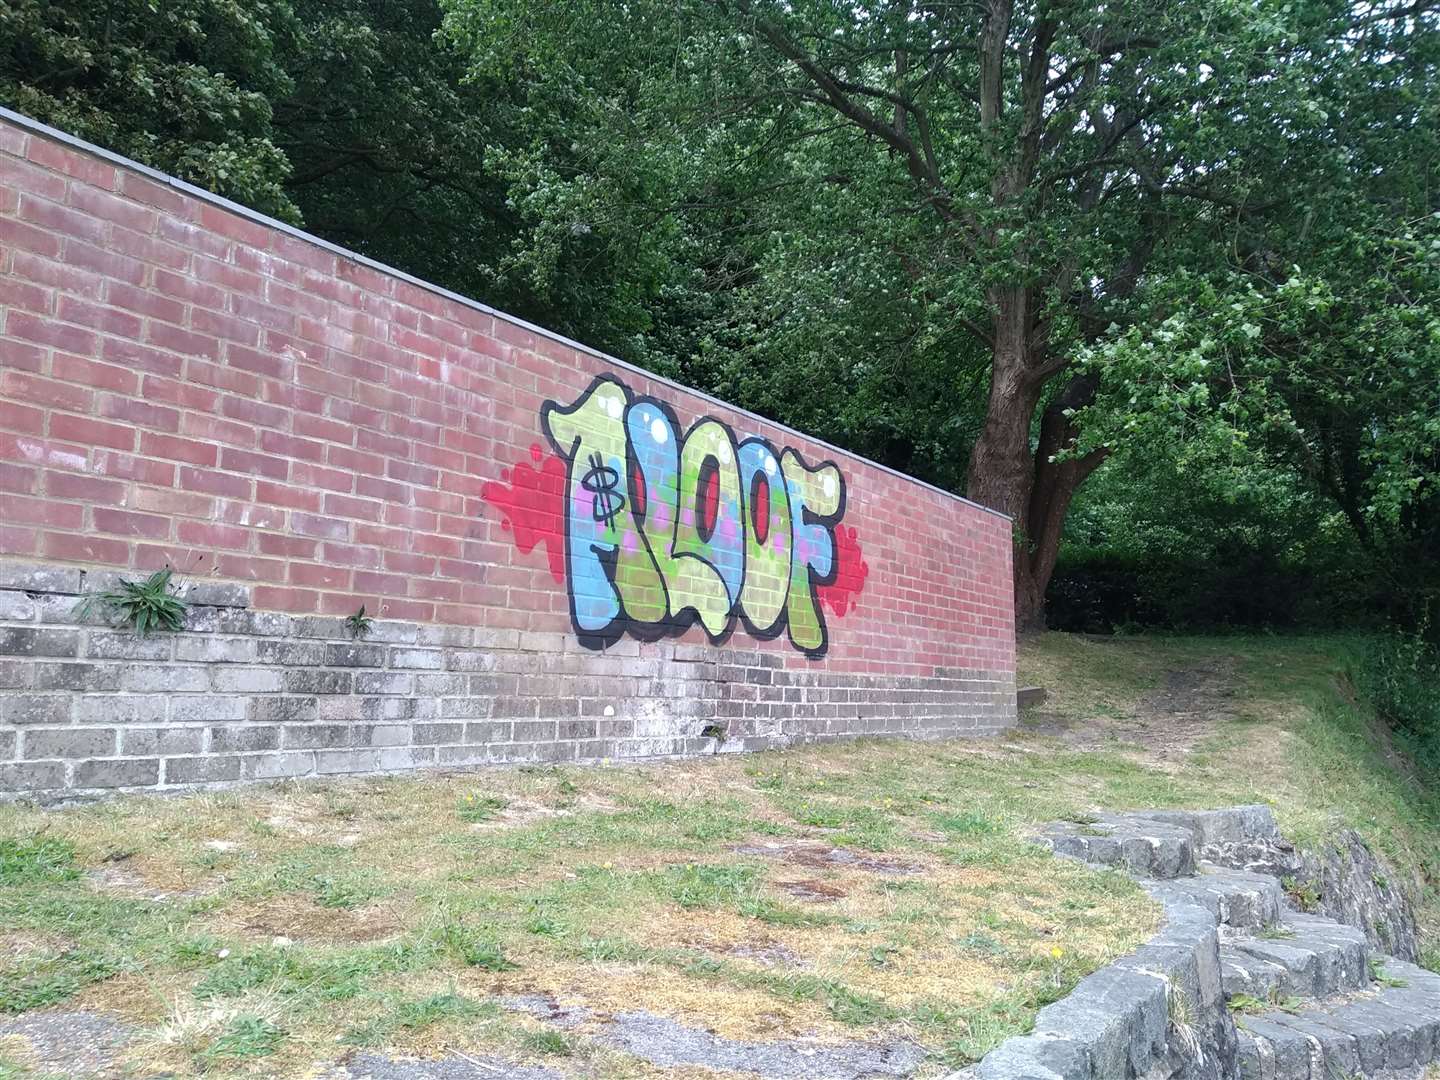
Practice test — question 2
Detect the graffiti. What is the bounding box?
[480,443,566,584]
[484,375,864,657]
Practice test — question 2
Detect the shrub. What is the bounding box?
[1356,629,1440,779]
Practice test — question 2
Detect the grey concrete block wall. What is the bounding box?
[0,561,1016,799]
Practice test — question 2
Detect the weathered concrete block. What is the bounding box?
[164,755,242,784]
[248,696,318,722]
[0,761,68,791]
[323,642,385,668]
[121,727,205,756]
[354,671,412,695]
[0,627,81,658]
[209,726,279,752]
[119,666,209,693]
[22,727,116,759]
[73,758,159,789]
[280,724,351,750]
[0,592,37,620]
[212,668,284,693]
[283,669,352,695]
[1,695,73,725]
[0,560,82,593]
[73,695,167,724]
[176,637,257,664]
[390,648,443,669]
[85,633,172,660]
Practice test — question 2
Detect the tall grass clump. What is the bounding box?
[1356,628,1440,779]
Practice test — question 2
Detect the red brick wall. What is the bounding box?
[0,113,1014,686]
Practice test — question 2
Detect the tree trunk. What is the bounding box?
[965,293,1107,633]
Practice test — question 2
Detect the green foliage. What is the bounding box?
[1356,629,1440,779]
[76,568,188,636]
[344,605,373,639]
[0,838,79,884]
[200,1015,284,1064]
[0,0,299,217]
[456,794,507,824]
[434,922,519,971]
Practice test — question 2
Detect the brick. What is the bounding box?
[243,751,315,780]
[0,627,80,657]
[118,666,209,692]
[247,696,319,722]
[0,694,72,725]
[87,633,173,660]
[33,662,119,691]
[164,755,242,784]
[211,668,284,693]
[121,727,205,755]
[0,762,67,791]
[281,724,351,750]
[23,727,116,759]
[74,758,161,789]
[175,637,257,663]
[169,696,248,723]
[209,726,279,752]
[323,642,385,667]
[391,648,444,670]
[282,669,351,695]
[73,695,168,724]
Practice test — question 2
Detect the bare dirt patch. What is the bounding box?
[733,840,923,875]
[213,895,403,945]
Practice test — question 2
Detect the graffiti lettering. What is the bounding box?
[485,375,866,657]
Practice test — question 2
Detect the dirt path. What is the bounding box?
[1023,654,1242,763]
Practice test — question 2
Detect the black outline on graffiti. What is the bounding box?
[537,373,849,659]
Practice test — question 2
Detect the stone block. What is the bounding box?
[182,582,250,608]
[247,696,319,722]
[0,561,82,593]
[169,696,249,723]
[23,727,116,759]
[73,758,160,789]
[164,755,243,784]
[209,726,279,752]
[0,660,32,689]
[73,695,168,724]
[85,632,171,660]
[119,666,209,693]
[0,694,72,725]
[121,727,205,756]
[0,761,68,792]
[256,640,327,666]
[283,669,352,695]
[32,662,120,691]
[412,722,464,745]
[391,648,443,670]
[281,724,351,749]
[354,671,411,695]
[323,642,385,668]
[243,751,316,780]
[0,592,37,620]
[0,627,81,658]
[212,667,285,693]
[176,637,257,663]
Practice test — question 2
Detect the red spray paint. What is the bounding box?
[482,444,567,583]
[818,524,868,617]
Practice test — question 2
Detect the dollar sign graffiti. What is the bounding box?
[580,451,626,526]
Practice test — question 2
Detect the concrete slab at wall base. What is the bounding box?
[0,563,1014,799]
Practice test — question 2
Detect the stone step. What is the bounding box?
[1236,959,1440,1079]
[1222,914,1373,1002]
[1148,864,1286,932]
[1036,815,1199,879]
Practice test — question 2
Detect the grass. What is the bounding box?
[0,632,1436,1077]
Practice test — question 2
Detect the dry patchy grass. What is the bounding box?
[1,632,1435,1076]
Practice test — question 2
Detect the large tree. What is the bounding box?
[444,0,1426,628]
